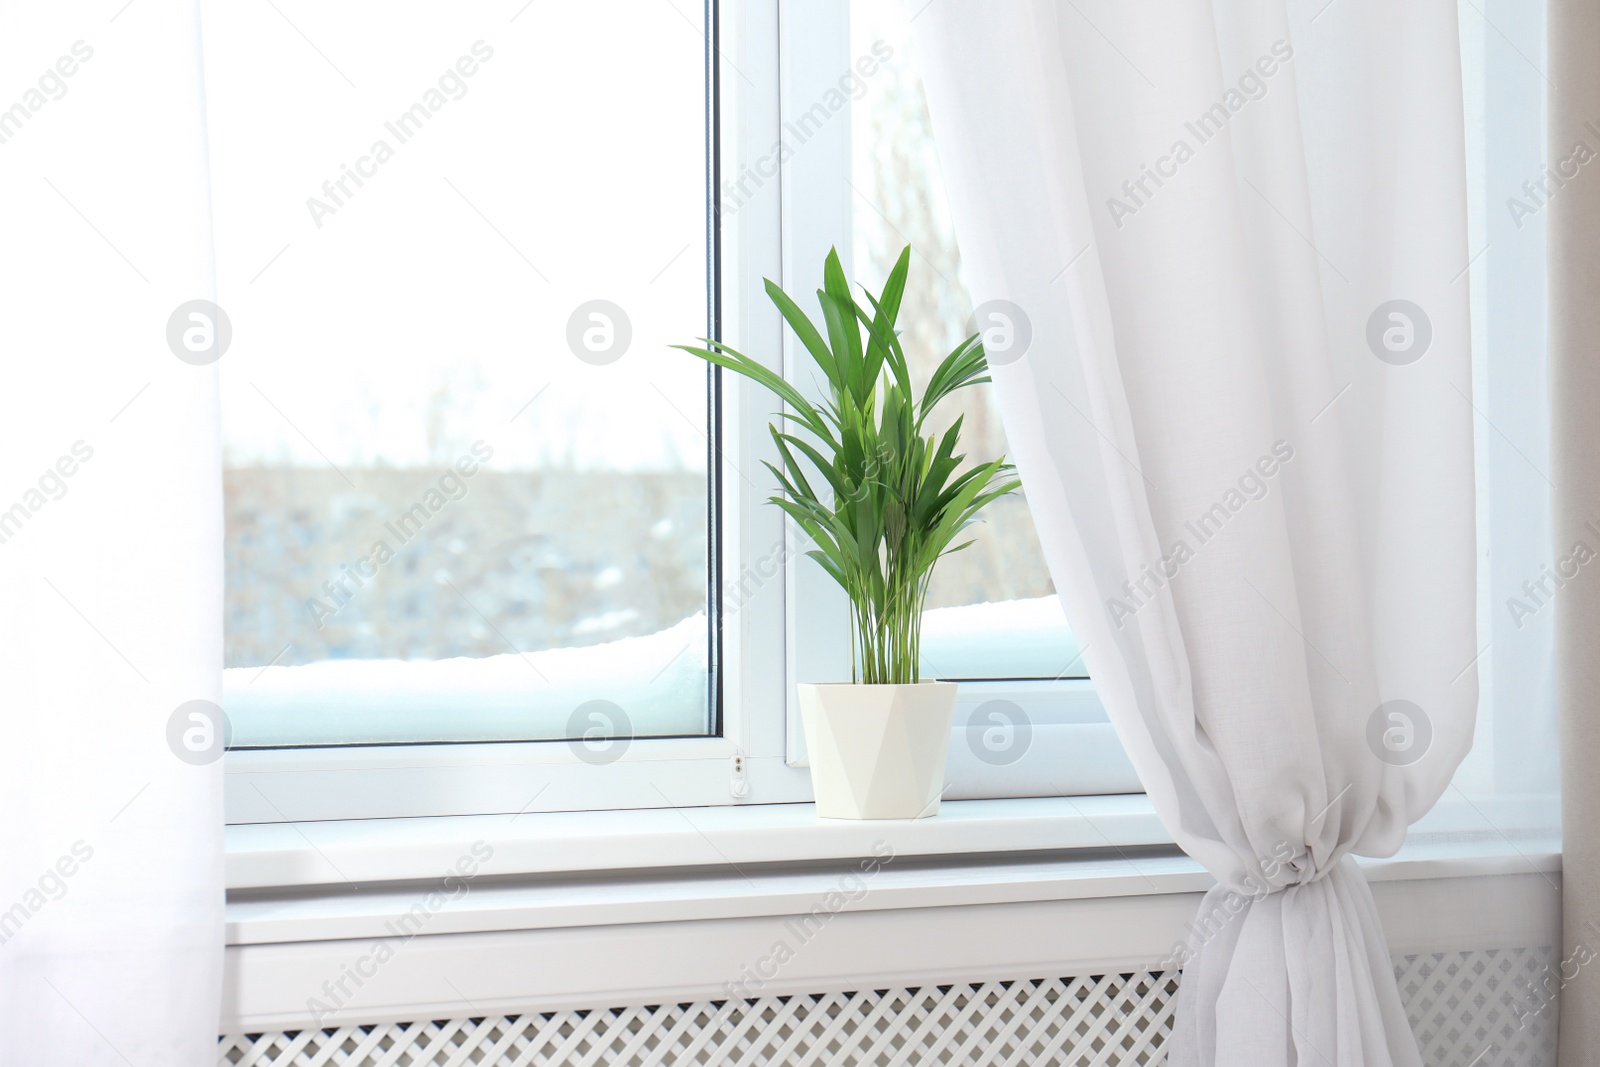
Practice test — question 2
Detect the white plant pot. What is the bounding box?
[797,681,957,820]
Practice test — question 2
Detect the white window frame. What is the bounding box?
[222,0,1132,825]
[771,0,1123,790]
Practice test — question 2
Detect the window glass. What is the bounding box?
[207,1,713,745]
[849,1,1082,681]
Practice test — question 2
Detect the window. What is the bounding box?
[211,1,717,757]
[213,0,1140,823]
[1442,0,1557,829]
[848,2,1075,684]
[773,3,1126,799]
[213,0,1553,829]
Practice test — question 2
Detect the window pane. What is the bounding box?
[208,1,713,745]
[849,1,1083,680]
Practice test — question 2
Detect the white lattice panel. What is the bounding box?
[1399,948,1559,1067]
[218,950,1560,1067]
[218,974,1180,1067]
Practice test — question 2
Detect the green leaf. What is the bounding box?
[822,248,864,382]
[672,244,1020,683]
[675,342,827,431]
[763,279,839,390]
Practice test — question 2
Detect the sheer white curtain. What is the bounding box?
[914,2,1476,1064]
[0,2,224,1064]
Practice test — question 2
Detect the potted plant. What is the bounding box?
[676,247,1019,819]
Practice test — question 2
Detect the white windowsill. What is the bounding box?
[227,835,1561,948]
[225,794,1561,948]
[222,795,1560,1030]
[225,794,1171,890]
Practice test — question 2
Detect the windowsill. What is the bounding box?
[225,794,1172,890]
[225,794,1560,948]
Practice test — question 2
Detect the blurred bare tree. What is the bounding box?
[852,14,1056,610]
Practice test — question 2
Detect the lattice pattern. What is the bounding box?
[1399,948,1559,1067]
[219,949,1560,1067]
[218,974,1180,1067]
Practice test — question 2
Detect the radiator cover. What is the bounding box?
[218,948,1559,1067]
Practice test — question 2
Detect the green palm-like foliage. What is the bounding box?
[676,246,1021,685]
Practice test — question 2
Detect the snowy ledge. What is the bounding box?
[222,598,1083,747]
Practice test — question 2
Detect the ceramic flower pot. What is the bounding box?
[797,681,957,819]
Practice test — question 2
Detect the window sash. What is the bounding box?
[223,0,1132,824]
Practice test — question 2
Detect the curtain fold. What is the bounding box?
[0,2,224,1064]
[913,2,1476,1063]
